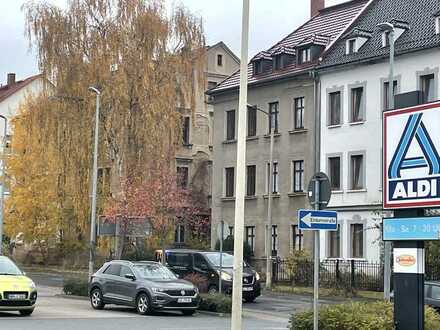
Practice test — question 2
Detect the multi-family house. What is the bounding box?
[174,42,239,245]
[317,0,440,262]
[208,0,369,260]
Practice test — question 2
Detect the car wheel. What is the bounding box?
[90,288,105,310]
[208,285,218,295]
[244,296,256,303]
[136,293,152,315]
[19,309,34,316]
[182,309,196,316]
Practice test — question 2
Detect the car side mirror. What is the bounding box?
[200,264,209,271]
[125,274,136,281]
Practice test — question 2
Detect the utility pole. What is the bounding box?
[231,0,249,329]
[0,115,7,255]
[378,22,395,302]
[88,86,101,280]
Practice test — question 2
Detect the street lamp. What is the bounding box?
[248,104,274,289]
[0,115,7,255]
[88,86,101,280]
[378,21,395,301]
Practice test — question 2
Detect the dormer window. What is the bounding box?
[274,55,283,70]
[254,60,263,75]
[380,20,410,48]
[299,48,311,64]
[347,39,357,54]
[343,28,372,55]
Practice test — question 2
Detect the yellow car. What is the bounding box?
[0,256,37,316]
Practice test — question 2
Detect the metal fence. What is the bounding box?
[272,259,384,292]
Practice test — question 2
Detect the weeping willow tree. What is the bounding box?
[5,0,205,255]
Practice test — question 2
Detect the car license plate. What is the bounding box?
[8,294,26,300]
[243,287,253,292]
[178,297,192,303]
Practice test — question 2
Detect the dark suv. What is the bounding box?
[89,260,200,315]
[162,249,261,302]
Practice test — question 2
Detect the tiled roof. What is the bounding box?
[319,0,440,70]
[209,0,370,94]
[0,74,42,103]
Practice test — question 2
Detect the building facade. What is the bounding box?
[174,42,240,245]
[209,0,369,259]
[318,0,440,262]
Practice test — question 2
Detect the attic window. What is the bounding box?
[436,16,440,34]
[299,48,311,64]
[217,54,223,66]
[274,55,283,70]
[254,60,263,75]
[346,39,357,54]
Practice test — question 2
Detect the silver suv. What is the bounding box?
[89,260,200,315]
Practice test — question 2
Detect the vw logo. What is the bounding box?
[181,290,185,296]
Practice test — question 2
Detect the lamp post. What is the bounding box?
[378,21,395,302]
[88,86,101,280]
[248,104,274,288]
[0,115,7,255]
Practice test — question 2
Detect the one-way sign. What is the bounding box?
[298,210,338,231]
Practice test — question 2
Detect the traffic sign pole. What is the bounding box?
[313,179,319,330]
[219,221,224,294]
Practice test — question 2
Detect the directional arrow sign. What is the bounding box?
[298,210,338,231]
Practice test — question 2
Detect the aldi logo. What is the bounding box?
[384,101,440,209]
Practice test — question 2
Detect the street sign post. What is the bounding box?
[305,172,333,330]
[298,210,337,231]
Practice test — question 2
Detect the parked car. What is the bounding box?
[159,249,261,303]
[0,256,37,316]
[89,260,200,315]
[390,281,440,311]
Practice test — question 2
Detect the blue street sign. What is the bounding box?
[383,217,440,241]
[298,210,337,231]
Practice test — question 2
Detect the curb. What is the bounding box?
[55,294,89,301]
[196,310,231,317]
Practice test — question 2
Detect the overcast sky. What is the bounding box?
[0,0,345,85]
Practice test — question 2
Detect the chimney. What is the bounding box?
[7,73,16,86]
[311,0,325,17]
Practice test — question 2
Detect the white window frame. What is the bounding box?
[266,161,279,194]
[292,160,305,193]
[436,17,440,35]
[346,38,357,55]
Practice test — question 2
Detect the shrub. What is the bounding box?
[289,301,440,330]
[199,293,232,313]
[63,278,89,297]
[183,273,209,293]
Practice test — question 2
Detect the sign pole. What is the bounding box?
[313,179,320,330]
[219,221,224,294]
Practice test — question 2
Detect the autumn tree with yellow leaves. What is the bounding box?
[5,0,205,262]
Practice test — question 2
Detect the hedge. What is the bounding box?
[199,293,232,313]
[63,278,89,297]
[290,301,440,330]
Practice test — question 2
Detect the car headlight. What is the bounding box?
[255,272,260,281]
[29,281,36,290]
[221,272,232,281]
[151,287,164,293]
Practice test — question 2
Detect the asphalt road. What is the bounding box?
[0,270,344,330]
[0,283,289,330]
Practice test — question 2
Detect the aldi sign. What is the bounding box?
[384,101,440,209]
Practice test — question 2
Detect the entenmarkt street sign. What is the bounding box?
[298,210,337,231]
